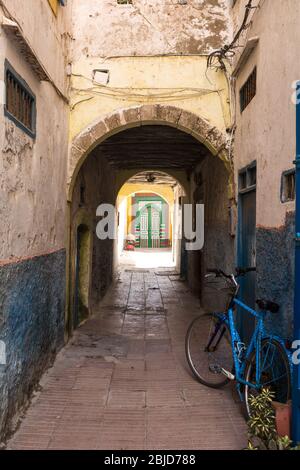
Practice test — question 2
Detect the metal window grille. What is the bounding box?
[5,62,36,137]
[240,67,257,112]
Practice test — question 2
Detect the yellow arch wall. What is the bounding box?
[69,56,231,142]
[118,183,174,206]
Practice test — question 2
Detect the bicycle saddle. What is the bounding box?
[256,299,280,313]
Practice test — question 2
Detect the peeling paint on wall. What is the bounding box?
[256,212,295,339]
[72,0,231,59]
[0,249,66,440]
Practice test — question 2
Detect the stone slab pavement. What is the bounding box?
[7,268,247,450]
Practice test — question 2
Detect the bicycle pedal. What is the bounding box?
[221,368,235,381]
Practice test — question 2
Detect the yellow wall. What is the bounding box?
[118,184,174,241]
[118,184,174,206]
[47,0,58,15]
[69,56,231,142]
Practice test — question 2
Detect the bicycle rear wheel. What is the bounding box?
[185,313,233,388]
[244,338,291,419]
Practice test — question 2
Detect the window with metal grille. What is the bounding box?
[4,61,36,138]
[240,67,257,112]
[117,0,132,4]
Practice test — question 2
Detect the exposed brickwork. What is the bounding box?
[7,268,247,450]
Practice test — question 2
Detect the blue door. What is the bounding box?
[238,163,257,341]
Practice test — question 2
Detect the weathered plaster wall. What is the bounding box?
[70,56,231,143]
[0,250,65,440]
[256,212,295,339]
[71,149,117,322]
[232,0,299,335]
[0,0,71,441]
[1,0,70,94]
[71,0,231,59]
[232,0,298,228]
[188,155,234,306]
[69,0,232,144]
[0,1,70,261]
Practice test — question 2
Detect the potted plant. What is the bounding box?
[246,388,300,450]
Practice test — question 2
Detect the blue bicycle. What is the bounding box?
[185,267,292,418]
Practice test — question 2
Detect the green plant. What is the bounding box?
[246,388,300,450]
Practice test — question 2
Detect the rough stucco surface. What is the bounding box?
[195,156,234,310]
[231,1,297,339]
[256,212,295,339]
[0,250,66,439]
[0,0,70,442]
[0,9,69,261]
[232,0,299,228]
[1,0,71,93]
[72,0,231,59]
[72,150,117,315]
[0,112,67,260]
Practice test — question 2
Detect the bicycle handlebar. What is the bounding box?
[207,267,256,278]
[207,268,231,278]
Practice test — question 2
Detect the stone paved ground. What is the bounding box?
[7,268,247,450]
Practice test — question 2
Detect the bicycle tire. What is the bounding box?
[244,338,291,419]
[185,313,233,389]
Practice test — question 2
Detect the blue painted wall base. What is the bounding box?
[0,249,66,441]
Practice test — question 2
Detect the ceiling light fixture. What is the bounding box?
[146,173,156,183]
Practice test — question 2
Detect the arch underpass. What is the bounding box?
[117,171,181,270]
[68,120,234,334]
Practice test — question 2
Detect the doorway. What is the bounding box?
[135,196,167,249]
[69,123,233,320]
[74,224,91,329]
[238,163,257,341]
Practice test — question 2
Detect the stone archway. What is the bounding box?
[65,105,233,336]
[68,104,230,202]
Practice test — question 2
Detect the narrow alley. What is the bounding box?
[1,0,300,455]
[7,268,246,450]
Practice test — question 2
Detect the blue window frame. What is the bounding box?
[4,60,36,139]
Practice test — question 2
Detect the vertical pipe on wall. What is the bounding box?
[293,81,300,444]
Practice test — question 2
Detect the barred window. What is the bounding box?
[5,61,36,138]
[240,67,257,112]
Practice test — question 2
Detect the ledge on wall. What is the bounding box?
[232,36,259,77]
[1,15,50,82]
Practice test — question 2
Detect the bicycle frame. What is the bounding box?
[216,296,289,401]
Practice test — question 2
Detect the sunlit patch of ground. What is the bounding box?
[119,248,175,269]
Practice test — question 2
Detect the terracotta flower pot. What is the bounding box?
[272,401,292,438]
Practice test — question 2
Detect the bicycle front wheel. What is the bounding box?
[185,313,233,388]
[244,338,291,419]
